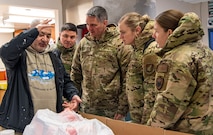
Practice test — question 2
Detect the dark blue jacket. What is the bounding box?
[0,28,79,132]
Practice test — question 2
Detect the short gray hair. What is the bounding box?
[86,6,108,22]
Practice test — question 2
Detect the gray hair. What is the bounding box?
[30,19,42,28]
[86,6,108,22]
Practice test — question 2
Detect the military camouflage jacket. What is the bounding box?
[126,20,161,123]
[71,25,132,118]
[56,38,76,73]
[147,12,213,135]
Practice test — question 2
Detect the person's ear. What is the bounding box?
[103,20,108,26]
[58,32,62,40]
[135,26,142,35]
[168,29,173,35]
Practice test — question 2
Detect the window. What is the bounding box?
[208,28,213,50]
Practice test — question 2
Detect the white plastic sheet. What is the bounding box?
[23,109,114,135]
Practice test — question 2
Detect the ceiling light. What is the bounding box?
[3,15,55,24]
[9,6,55,18]
[0,28,14,33]
[4,15,41,24]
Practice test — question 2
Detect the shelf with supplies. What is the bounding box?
[0,80,7,104]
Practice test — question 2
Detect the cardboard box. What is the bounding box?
[81,113,193,135]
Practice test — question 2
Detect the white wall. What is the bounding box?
[93,0,157,24]
[0,0,63,41]
[0,33,12,70]
[62,0,93,25]
[0,0,61,8]
[0,33,13,45]
[156,0,209,46]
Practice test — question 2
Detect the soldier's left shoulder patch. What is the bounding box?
[145,64,155,75]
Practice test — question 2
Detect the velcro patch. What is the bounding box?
[157,63,169,73]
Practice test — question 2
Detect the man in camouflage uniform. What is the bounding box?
[147,10,213,135]
[56,23,78,73]
[71,6,132,119]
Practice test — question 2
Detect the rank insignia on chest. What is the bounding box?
[156,76,164,90]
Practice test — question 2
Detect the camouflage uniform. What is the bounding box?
[71,25,132,118]
[141,52,162,124]
[126,20,161,123]
[56,38,76,73]
[147,13,213,135]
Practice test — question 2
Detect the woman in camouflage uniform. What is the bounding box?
[118,12,161,123]
[147,9,213,135]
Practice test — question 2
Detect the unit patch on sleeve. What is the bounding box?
[145,64,155,75]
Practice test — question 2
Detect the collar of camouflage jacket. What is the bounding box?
[85,25,120,44]
[56,38,75,53]
[134,20,155,51]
